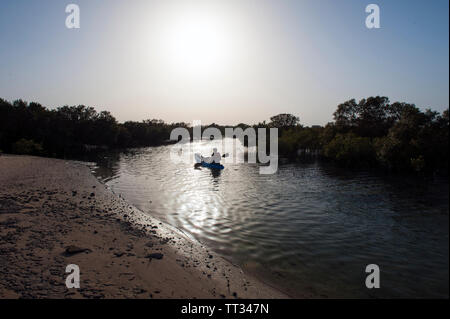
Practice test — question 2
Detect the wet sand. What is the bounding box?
[0,155,288,299]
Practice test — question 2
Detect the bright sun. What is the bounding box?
[161,11,232,78]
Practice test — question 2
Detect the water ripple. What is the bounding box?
[93,140,449,298]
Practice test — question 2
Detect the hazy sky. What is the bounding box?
[0,0,448,125]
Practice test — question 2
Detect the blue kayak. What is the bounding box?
[201,162,224,170]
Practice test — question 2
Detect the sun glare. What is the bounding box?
[161,11,232,78]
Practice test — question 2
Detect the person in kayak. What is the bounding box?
[201,148,225,164]
[211,148,222,163]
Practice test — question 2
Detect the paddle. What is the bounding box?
[195,152,229,164]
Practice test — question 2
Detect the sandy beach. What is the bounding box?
[0,155,288,299]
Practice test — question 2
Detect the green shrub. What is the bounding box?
[278,134,298,156]
[12,139,43,155]
[324,133,375,167]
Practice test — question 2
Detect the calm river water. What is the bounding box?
[92,140,449,298]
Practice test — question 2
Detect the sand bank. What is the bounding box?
[0,155,288,299]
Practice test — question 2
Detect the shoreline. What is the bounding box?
[0,155,289,299]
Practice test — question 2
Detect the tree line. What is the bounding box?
[0,98,185,158]
[275,97,448,174]
[0,96,448,173]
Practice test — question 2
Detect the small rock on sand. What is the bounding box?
[146,253,164,260]
[64,245,91,256]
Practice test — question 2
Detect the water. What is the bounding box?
[92,140,449,298]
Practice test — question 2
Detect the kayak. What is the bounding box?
[201,162,224,170]
[194,153,224,169]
